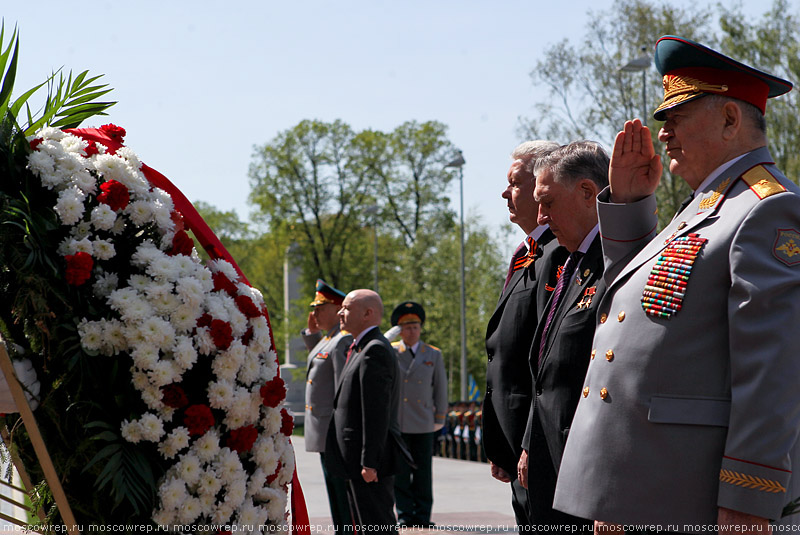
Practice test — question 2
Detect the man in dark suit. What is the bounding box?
[519,141,609,528]
[482,140,565,526]
[325,289,400,534]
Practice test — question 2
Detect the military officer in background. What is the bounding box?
[554,36,800,531]
[391,301,448,528]
[302,279,352,532]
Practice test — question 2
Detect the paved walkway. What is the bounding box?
[290,436,518,533]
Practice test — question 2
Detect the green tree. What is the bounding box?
[518,0,715,225]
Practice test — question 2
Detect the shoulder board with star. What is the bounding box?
[426,343,440,352]
[741,164,787,200]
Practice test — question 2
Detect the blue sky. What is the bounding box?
[9,1,779,253]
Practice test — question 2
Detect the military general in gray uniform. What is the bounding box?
[302,279,352,532]
[554,36,800,532]
[391,301,448,528]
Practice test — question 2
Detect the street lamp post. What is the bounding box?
[620,46,652,125]
[445,150,467,400]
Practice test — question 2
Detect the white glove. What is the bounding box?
[383,325,402,342]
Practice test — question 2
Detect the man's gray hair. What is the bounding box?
[703,94,767,134]
[511,140,560,174]
[533,141,610,189]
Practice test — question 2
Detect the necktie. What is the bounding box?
[674,192,694,218]
[538,251,584,368]
[345,341,357,363]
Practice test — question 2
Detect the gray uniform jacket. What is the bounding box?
[393,341,448,434]
[303,325,352,452]
[555,147,800,527]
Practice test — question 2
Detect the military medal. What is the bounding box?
[642,233,707,319]
[577,286,596,310]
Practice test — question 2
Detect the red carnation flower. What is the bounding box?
[267,461,283,485]
[226,425,258,454]
[64,252,94,286]
[100,123,126,142]
[234,295,261,318]
[161,384,188,409]
[280,408,294,437]
[210,319,233,350]
[183,404,215,436]
[84,142,99,156]
[30,138,42,151]
[241,326,254,346]
[212,271,238,296]
[168,229,194,257]
[97,180,130,211]
[196,313,212,328]
[260,376,286,408]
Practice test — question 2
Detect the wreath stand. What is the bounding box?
[0,335,79,533]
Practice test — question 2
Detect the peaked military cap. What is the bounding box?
[309,279,346,307]
[391,301,425,326]
[653,35,793,121]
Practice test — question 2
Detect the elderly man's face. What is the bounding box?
[658,98,726,189]
[400,322,421,346]
[312,302,340,332]
[535,168,593,252]
[501,160,539,233]
[338,294,365,335]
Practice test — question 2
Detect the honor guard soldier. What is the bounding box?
[301,279,351,532]
[391,301,448,528]
[554,36,800,531]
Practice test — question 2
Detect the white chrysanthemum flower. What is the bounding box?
[148,255,181,281]
[209,259,239,281]
[130,368,150,391]
[150,290,181,315]
[237,354,261,385]
[69,169,97,195]
[212,354,240,383]
[247,468,267,498]
[141,386,165,411]
[70,220,93,240]
[195,267,214,292]
[229,308,248,338]
[236,500,267,529]
[139,413,165,442]
[90,204,117,230]
[278,442,295,484]
[59,134,87,153]
[140,316,176,349]
[250,317,273,353]
[37,126,66,141]
[92,271,119,299]
[223,412,247,430]
[176,496,202,524]
[125,200,153,226]
[151,507,175,527]
[71,237,93,255]
[207,380,235,410]
[151,198,175,232]
[257,487,287,520]
[173,255,199,277]
[110,216,126,235]
[192,430,220,463]
[226,478,248,511]
[28,151,58,186]
[170,304,201,334]
[173,336,198,370]
[132,241,162,267]
[198,468,223,497]
[127,274,151,292]
[92,239,116,261]
[159,477,188,511]
[198,491,217,517]
[54,186,86,226]
[217,447,243,485]
[213,503,234,524]
[262,410,282,438]
[205,294,231,322]
[120,419,143,443]
[252,436,279,474]
[116,146,142,170]
[103,318,127,354]
[148,360,177,387]
[195,328,216,356]
[175,277,204,307]
[78,320,103,351]
[177,452,202,486]
[130,344,160,371]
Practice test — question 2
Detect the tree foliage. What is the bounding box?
[519,0,799,226]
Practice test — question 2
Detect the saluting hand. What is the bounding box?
[609,119,663,204]
[307,311,320,335]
